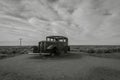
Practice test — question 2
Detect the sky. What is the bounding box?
[0,0,120,45]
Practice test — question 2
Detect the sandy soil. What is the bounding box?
[0,54,120,80]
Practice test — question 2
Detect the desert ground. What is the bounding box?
[0,53,120,80]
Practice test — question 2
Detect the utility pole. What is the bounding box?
[19,38,22,46]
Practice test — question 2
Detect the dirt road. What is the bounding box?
[0,54,120,80]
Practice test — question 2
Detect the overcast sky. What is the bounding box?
[0,0,120,45]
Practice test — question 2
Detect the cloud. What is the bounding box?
[20,0,60,20]
[0,0,120,45]
[47,0,59,3]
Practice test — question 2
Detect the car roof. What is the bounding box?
[46,36,68,39]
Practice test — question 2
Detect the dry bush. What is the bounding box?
[0,46,31,59]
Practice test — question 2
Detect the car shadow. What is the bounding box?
[28,53,83,60]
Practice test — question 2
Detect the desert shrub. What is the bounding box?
[95,49,104,54]
[74,46,120,54]
[87,49,95,53]
[0,54,8,59]
[0,47,30,55]
[79,49,86,52]
[118,48,120,52]
[104,49,112,53]
[32,46,39,53]
[0,50,10,54]
[0,46,31,59]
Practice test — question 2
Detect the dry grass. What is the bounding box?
[89,53,120,59]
